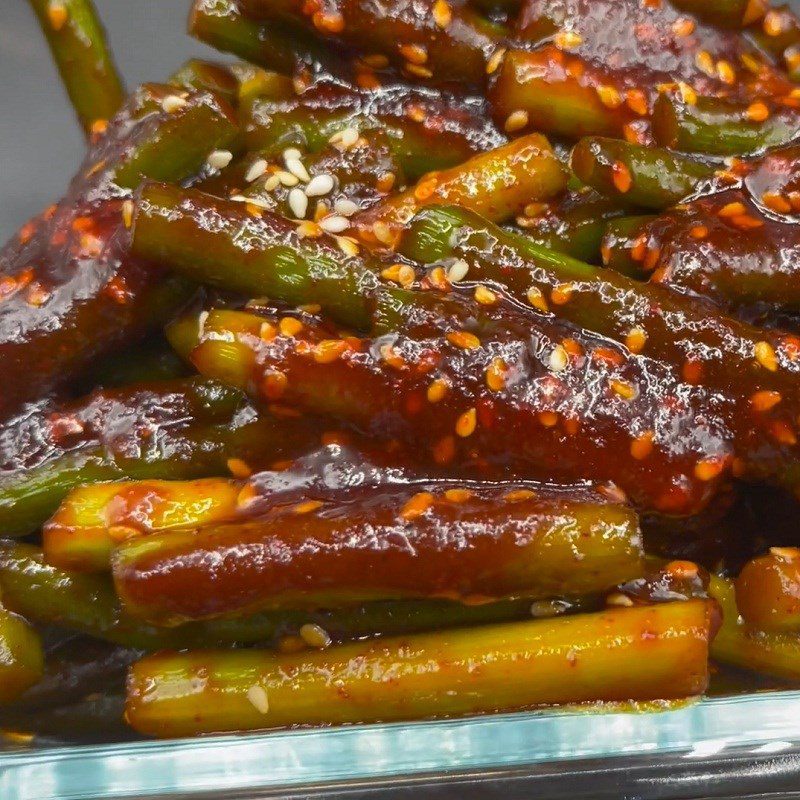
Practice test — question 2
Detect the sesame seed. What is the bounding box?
[277,170,300,187]
[771,420,797,445]
[474,285,497,305]
[320,215,350,233]
[372,221,396,245]
[551,283,573,305]
[762,192,791,214]
[314,339,349,363]
[456,407,477,437]
[313,10,345,32]
[288,188,309,219]
[279,317,304,337]
[716,60,735,84]
[625,327,647,354]
[596,85,623,109]
[444,488,473,503]
[264,174,281,192]
[486,47,506,75]
[503,489,536,503]
[293,500,324,514]
[333,198,359,216]
[286,158,311,183]
[671,17,695,36]
[336,235,360,256]
[486,357,507,391]
[305,174,335,197]
[606,593,634,608]
[447,330,480,349]
[207,150,233,171]
[296,221,322,239]
[427,378,449,403]
[694,457,726,482]
[401,491,434,519]
[751,390,782,411]
[432,0,452,28]
[695,50,715,75]
[121,200,134,229]
[247,685,270,715]
[538,411,559,427]
[447,259,469,283]
[625,89,648,116]
[400,43,428,65]
[299,623,332,649]
[630,430,655,460]
[161,94,189,114]
[527,286,549,312]
[504,109,529,133]
[677,82,697,106]
[330,127,360,150]
[610,379,637,400]
[245,159,268,183]
[283,147,302,162]
[376,172,396,192]
[719,201,747,218]
[747,101,770,122]
[549,344,569,372]
[755,340,778,371]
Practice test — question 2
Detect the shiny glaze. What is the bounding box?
[735,548,800,631]
[0,377,320,536]
[402,207,800,501]
[492,0,793,141]
[240,0,503,88]
[0,86,238,419]
[618,145,800,318]
[244,78,505,179]
[353,132,566,242]
[191,293,738,516]
[113,443,642,621]
[126,599,715,737]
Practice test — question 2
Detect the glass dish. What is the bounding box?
[5,691,800,800]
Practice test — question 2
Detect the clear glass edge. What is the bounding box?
[4,690,800,800]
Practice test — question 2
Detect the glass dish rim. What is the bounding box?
[5,689,800,800]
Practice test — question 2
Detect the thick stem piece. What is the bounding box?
[125,599,715,736]
[27,0,125,134]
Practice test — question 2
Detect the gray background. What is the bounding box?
[0,1,218,243]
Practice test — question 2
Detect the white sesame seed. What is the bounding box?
[331,127,359,150]
[246,685,270,714]
[264,174,281,192]
[161,94,189,114]
[319,215,350,233]
[305,174,335,197]
[286,158,311,183]
[333,198,360,217]
[230,194,271,210]
[245,159,268,183]
[288,187,309,219]
[277,170,300,187]
[206,150,233,171]
[283,147,302,162]
[299,623,332,649]
[549,344,569,372]
[447,259,469,283]
[336,235,360,256]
